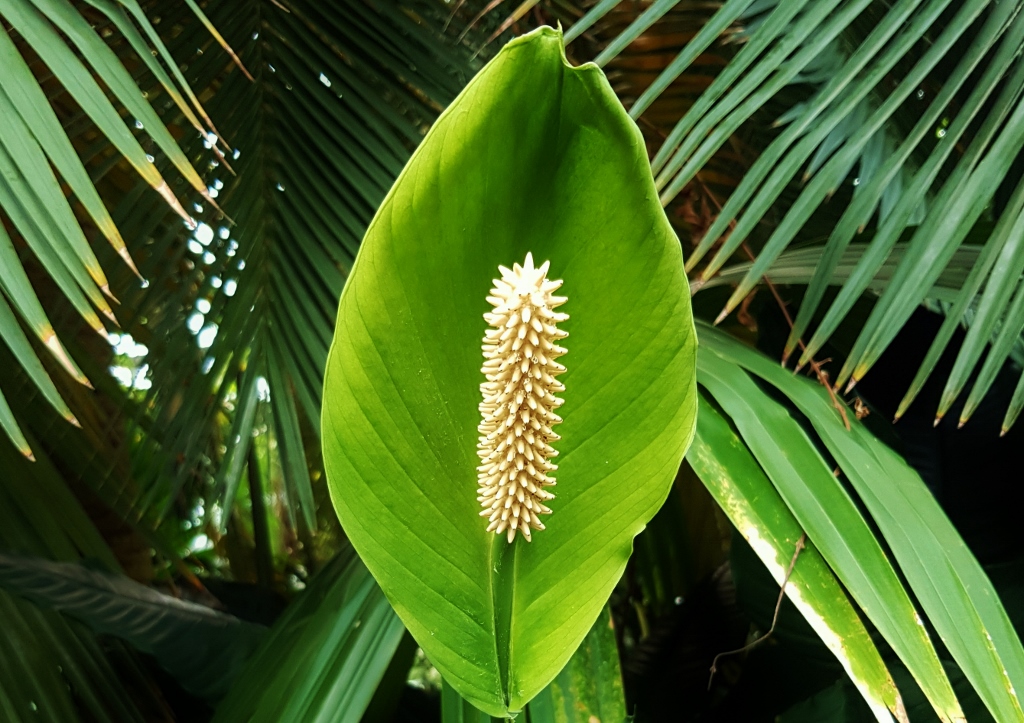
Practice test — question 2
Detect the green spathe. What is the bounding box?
[322,26,696,716]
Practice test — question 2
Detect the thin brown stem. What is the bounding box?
[693,175,851,430]
[708,533,806,689]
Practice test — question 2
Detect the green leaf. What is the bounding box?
[699,323,1024,722]
[442,681,499,723]
[0,25,135,273]
[712,0,1005,315]
[322,26,696,717]
[25,0,217,207]
[0,4,193,224]
[525,605,627,723]
[213,549,406,723]
[697,354,958,720]
[0,552,266,701]
[688,392,904,723]
[0,385,31,459]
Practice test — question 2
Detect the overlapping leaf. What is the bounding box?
[699,324,1024,722]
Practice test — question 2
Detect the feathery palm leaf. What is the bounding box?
[581,0,1024,429]
[0,0,224,453]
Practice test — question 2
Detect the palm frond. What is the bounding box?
[0,0,220,454]
[589,0,1024,427]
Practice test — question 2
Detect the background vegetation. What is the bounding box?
[2,0,1024,720]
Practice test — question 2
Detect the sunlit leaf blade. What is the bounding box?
[688,393,903,723]
[322,27,697,716]
[0,385,32,458]
[699,324,1024,722]
[25,0,218,207]
[0,223,86,385]
[526,605,627,723]
[0,26,135,273]
[0,3,194,224]
[212,549,406,723]
[696,355,955,721]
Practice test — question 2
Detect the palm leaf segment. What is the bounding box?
[0,0,228,454]
[97,0,476,531]
[570,0,1024,431]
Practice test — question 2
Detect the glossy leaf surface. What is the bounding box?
[322,27,697,716]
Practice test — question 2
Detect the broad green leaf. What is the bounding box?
[526,605,627,723]
[699,324,1024,722]
[322,27,697,717]
[0,552,266,701]
[443,605,627,723]
[213,549,406,723]
[688,393,903,723]
[697,355,957,720]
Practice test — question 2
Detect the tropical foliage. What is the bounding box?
[1,0,1023,721]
